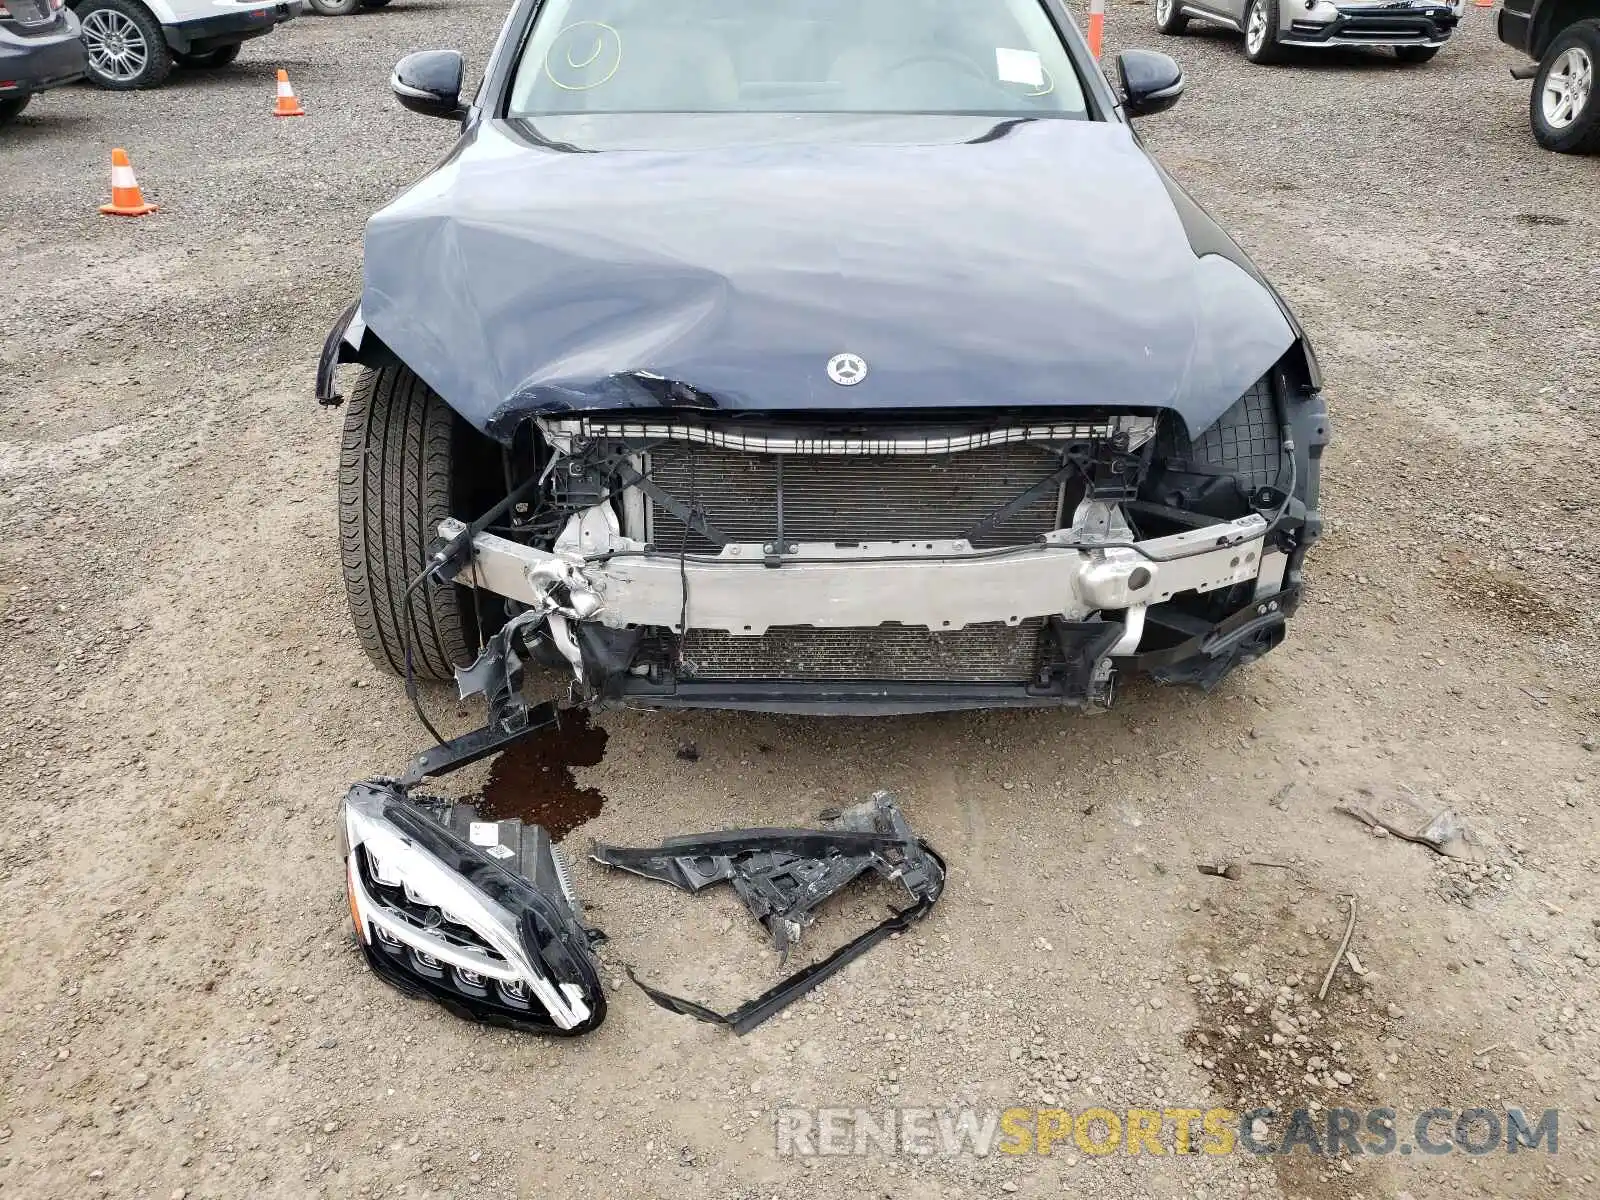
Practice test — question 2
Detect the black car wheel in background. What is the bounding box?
[1243,0,1286,64]
[1154,0,1190,34]
[1531,18,1600,152]
[173,42,241,68]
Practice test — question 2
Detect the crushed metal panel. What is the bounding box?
[358,118,1297,443]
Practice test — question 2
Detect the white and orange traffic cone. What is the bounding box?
[99,148,156,218]
[273,69,305,117]
[1087,0,1105,58]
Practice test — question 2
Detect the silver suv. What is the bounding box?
[1156,0,1464,63]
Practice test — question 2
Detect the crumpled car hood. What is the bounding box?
[361,115,1298,440]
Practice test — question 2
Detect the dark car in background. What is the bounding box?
[1499,0,1599,151]
[0,0,85,125]
[319,0,1329,716]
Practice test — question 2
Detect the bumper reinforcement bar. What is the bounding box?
[440,513,1270,635]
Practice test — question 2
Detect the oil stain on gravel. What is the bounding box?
[470,708,608,840]
[1438,559,1571,635]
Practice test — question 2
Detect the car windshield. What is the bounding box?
[506,0,1088,118]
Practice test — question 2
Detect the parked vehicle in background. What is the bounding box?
[1499,0,1599,152]
[68,0,300,89]
[305,0,390,15]
[1157,0,1463,63]
[0,0,85,125]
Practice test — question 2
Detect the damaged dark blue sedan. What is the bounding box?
[318,0,1329,715]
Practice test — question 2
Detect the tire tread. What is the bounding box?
[338,364,476,680]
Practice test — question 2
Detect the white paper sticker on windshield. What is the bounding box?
[996,48,1044,87]
[469,821,500,847]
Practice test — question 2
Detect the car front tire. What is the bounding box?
[1155,0,1189,35]
[307,0,362,14]
[338,363,497,681]
[78,0,173,90]
[1243,0,1286,63]
[1531,19,1600,154]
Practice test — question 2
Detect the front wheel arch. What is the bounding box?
[1532,0,1599,57]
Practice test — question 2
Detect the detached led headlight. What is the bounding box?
[341,781,606,1035]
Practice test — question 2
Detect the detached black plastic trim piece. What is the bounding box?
[623,882,941,1035]
[592,793,945,1035]
[316,298,360,406]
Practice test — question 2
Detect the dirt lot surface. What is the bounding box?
[2,5,1598,1199]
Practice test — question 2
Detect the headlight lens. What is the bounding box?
[341,782,606,1034]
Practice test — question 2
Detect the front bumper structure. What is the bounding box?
[441,497,1290,713]
[1284,3,1460,47]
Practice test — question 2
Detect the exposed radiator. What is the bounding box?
[677,621,1047,684]
[645,442,1067,552]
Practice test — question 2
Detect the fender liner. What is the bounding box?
[316,299,395,406]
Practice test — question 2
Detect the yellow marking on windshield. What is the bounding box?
[567,35,604,69]
[544,21,622,91]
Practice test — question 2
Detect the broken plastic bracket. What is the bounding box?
[395,699,561,789]
[590,793,945,1034]
[395,610,569,789]
[622,889,940,1035]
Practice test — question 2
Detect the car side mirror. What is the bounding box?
[392,50,467,120]
[1116,49,1185,117]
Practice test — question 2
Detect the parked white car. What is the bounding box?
[69,0,300,88]
[1157,0,1466,63]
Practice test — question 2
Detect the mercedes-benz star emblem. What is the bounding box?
[827,352,868,387]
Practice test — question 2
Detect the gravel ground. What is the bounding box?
[2,6,1598,1200]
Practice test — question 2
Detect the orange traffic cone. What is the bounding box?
[273,69,305,117]
[1087,0,1105,58]
[1474,0,1492,8]
[99,148,156,217]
